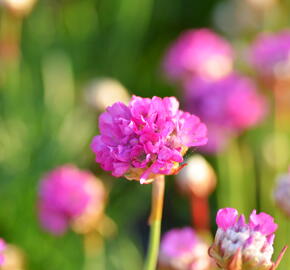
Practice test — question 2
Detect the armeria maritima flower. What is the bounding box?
[209,208,286,270]
[184,73,267,153]
[274,169,290,217]
[250,30,290,80]
[159,227,213,270]
[91,96,208,184]
[38,165,106,235]
[163,29,233,82]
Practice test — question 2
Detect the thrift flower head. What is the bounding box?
[209,208,284,270]
[159,227,212,270]
[0,239,6,265]
[38,165,106,235]
[163,29,233,82]
[91,96,207,184]
[184,74,267,153]
[274,169,290,217]
[250,30,290,80]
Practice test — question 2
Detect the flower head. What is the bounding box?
[209,208,285,270]
[159,227,212,270]
[184,73,267,153]
[274,169,290,217]
[91,96,207,184]
[38,165,106,235]
[250,30,290,80]
[163,29,233,82]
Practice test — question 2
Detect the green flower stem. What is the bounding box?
[144,175,165,270]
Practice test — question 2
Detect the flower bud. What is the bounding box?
[176,155,216,197]
[84,78,130,112]
[1,0,37,17]
[209,208,286,270]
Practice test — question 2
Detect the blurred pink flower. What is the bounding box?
[250,30,290,79]
[184,73,267,153]
[91,96,207,184]
[0,239,6,265]
[209,208,282,269]
[38,165,105,235]
[163,29,233,82]
[274,169,290,217]
[159,227,212,270]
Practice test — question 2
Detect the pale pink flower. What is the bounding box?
[159,227,212,270]
[250,30,290,79]
[91,96,207,184]
[163,29,233,82]
[184,74,267,153]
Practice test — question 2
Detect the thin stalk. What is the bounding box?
[190,195,210,231]
[143,175,165,270]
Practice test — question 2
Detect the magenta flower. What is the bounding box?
[250,30,290,79]
[184,73,267,153]
[163,28,233,82]
[0,239,6,265]
[91,95,207,184]
[159,227,212,270]
[274,169,290,217]
[38,165,105,235]
[209,208,286,270]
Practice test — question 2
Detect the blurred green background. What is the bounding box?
[0,0,219,269]
[0,0,290,269]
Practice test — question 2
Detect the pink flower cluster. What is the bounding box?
[163,29,233,82]
[0,239,6,265]
[91,96,207,183]
[250,30,290,79]
[184,74,267,152]
[38,165,105,235]
[209,208,279,269]
[159,227,212,270]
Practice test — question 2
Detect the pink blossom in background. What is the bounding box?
[209,208,281,269]
[38,165,105,235]
[163,29,233,82]
[250,30,290,79]
[0,239,6,265]
[184,73,267,153]
[274,169,290,217]
[91,96,207,184]
[159,227,212,270]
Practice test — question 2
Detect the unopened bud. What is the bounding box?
[176,155,216,197]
